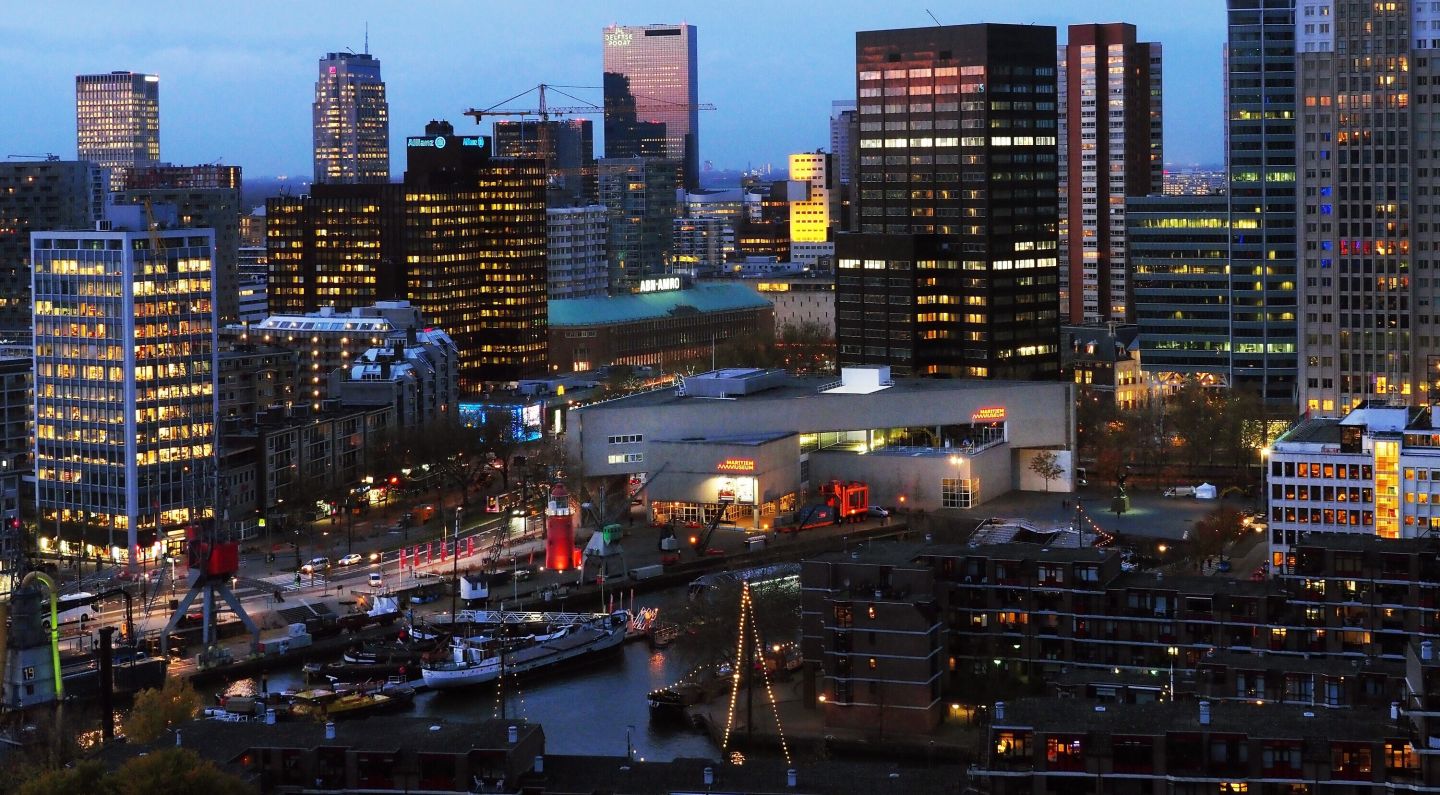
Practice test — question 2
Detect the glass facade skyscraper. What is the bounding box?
[1227,0,1299,410]
[31,212,217,561]
[603,24,700,191]
[75,71,159,190]
[598,157,678,290]
[313,51,390,185]
[493,119,597,206]
[836,24,1062,380]
[1127,195,1233,379]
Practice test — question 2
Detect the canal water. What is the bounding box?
[221,596,720,762]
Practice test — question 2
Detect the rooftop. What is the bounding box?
[1286,533,1440,555]
[809,542,931,567]
[578,371,1062,412]
[98,717,542,769]
[548,282,773,327]
[922,541,1113,564]
[997,698,1401,741]
[252,315,396,334]
[1199,648,1405,678]
[1275,417,1344,446]
[100,716,965,795]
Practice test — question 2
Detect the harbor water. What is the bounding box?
[221,600,721,762]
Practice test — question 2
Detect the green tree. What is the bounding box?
[16,760,112,795]
[110,748,254,795]
[123,676,201,744]
[1027,451,1065,492]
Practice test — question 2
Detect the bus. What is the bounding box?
[486,489,523,514]
[42,591,98,631]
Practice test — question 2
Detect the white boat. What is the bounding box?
[421,612,628,690]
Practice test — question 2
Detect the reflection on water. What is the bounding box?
[226,636,719,762]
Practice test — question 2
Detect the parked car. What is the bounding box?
[368,572,384,588]
[300,557,330,574]
[337,553,363,566]
[1216,559,1233,573]
[866,506,890,518]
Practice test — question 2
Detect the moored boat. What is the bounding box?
[647,682,703,722]
[422,611,628,690]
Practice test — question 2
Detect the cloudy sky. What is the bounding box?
[0,1,1227,177]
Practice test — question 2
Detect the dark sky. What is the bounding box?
[0,1,1227,178]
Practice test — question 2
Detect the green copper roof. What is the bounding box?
[548,283,773,327]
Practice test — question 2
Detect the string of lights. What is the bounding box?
[719,581,749,754]
[720,581,792,765]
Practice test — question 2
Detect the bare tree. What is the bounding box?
[1027,451,1065,492]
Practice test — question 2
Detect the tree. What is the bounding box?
[16,750,253,795]
[1187,506,1246,564]
[110,748,254,795]
[1027,451,1065,492]
[408,418,494,504]
[16,760,112,795]
[123,676,201,744]
[774,321,836,375]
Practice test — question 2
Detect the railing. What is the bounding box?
[859,437,1008,457]
[450,609,610,626]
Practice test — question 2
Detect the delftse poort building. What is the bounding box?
[566,366,1075,530]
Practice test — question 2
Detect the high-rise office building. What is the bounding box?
[313,51,390,185]
[547,205,609,300]
[494,119,597,206]
[830,100,858,232]
[126,164,241,191]
[835,24,1061,379]
[1227,0,1298,410]
[1057,23,1163,324]
[266,184,405,316]
[32,205,217,560]
[116,185,242,325]
[829,101,857,186]
[598,157,678,290]
[0,161,107,337]
[270,122,546,388]
[1296,1,1438,414]
[403,121,546,385]
[1127,195,1233,379]
[75,71,159,190]
[789,152,834,269]
[603,23,700,190]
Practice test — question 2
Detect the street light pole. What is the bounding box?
[450,507,462,620]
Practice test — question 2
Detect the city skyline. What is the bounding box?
[0,1,1227,178]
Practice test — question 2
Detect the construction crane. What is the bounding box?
[464,83,715,190]
[7,154,61,161]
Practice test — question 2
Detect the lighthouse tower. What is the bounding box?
[545,483,576,571]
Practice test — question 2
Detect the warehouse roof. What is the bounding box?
[548,283,772,327]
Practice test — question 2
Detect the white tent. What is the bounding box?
[1195,483,1218,500]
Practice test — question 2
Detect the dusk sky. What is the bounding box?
[0,1,1228,179]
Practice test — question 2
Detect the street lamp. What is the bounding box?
[1167,646,1179,701]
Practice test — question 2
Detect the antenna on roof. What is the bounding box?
[364,22,369,55]
[926,8,943,26]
